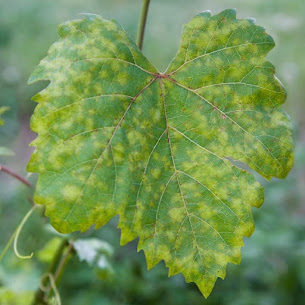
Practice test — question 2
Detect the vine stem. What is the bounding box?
[136,0,151,50]
[32,238,72,305]
[54,241,75,282]
[0,164,32,188]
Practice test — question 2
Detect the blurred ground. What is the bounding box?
[0,0,304,304]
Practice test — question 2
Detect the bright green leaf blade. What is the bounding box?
[27,10,294,298]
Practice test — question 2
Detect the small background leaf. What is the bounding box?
[0,147,15,157]
[73,238,114,279]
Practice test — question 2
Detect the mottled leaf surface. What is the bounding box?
[28,10,294,297]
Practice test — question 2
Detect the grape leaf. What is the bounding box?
[27,9,294,297]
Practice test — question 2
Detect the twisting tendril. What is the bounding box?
[13,205,38,259]
[40,273,62,305]
[0,205,38,262]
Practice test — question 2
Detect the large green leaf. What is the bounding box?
[27,9,294,297]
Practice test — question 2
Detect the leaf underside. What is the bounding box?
[28,9,294,297]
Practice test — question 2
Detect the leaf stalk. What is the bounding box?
[32,238,71,305]
[136,0,151,50]
[0,164,32,188]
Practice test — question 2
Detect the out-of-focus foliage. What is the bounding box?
[37,237,64,263]
[0,0,304,304]
[0,107,8,126]
[0,147,14,156]
[0,288,33,305]
[0,107,14,156]
[73,238,114,280]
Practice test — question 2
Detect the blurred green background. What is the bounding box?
[0,0,304,304]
